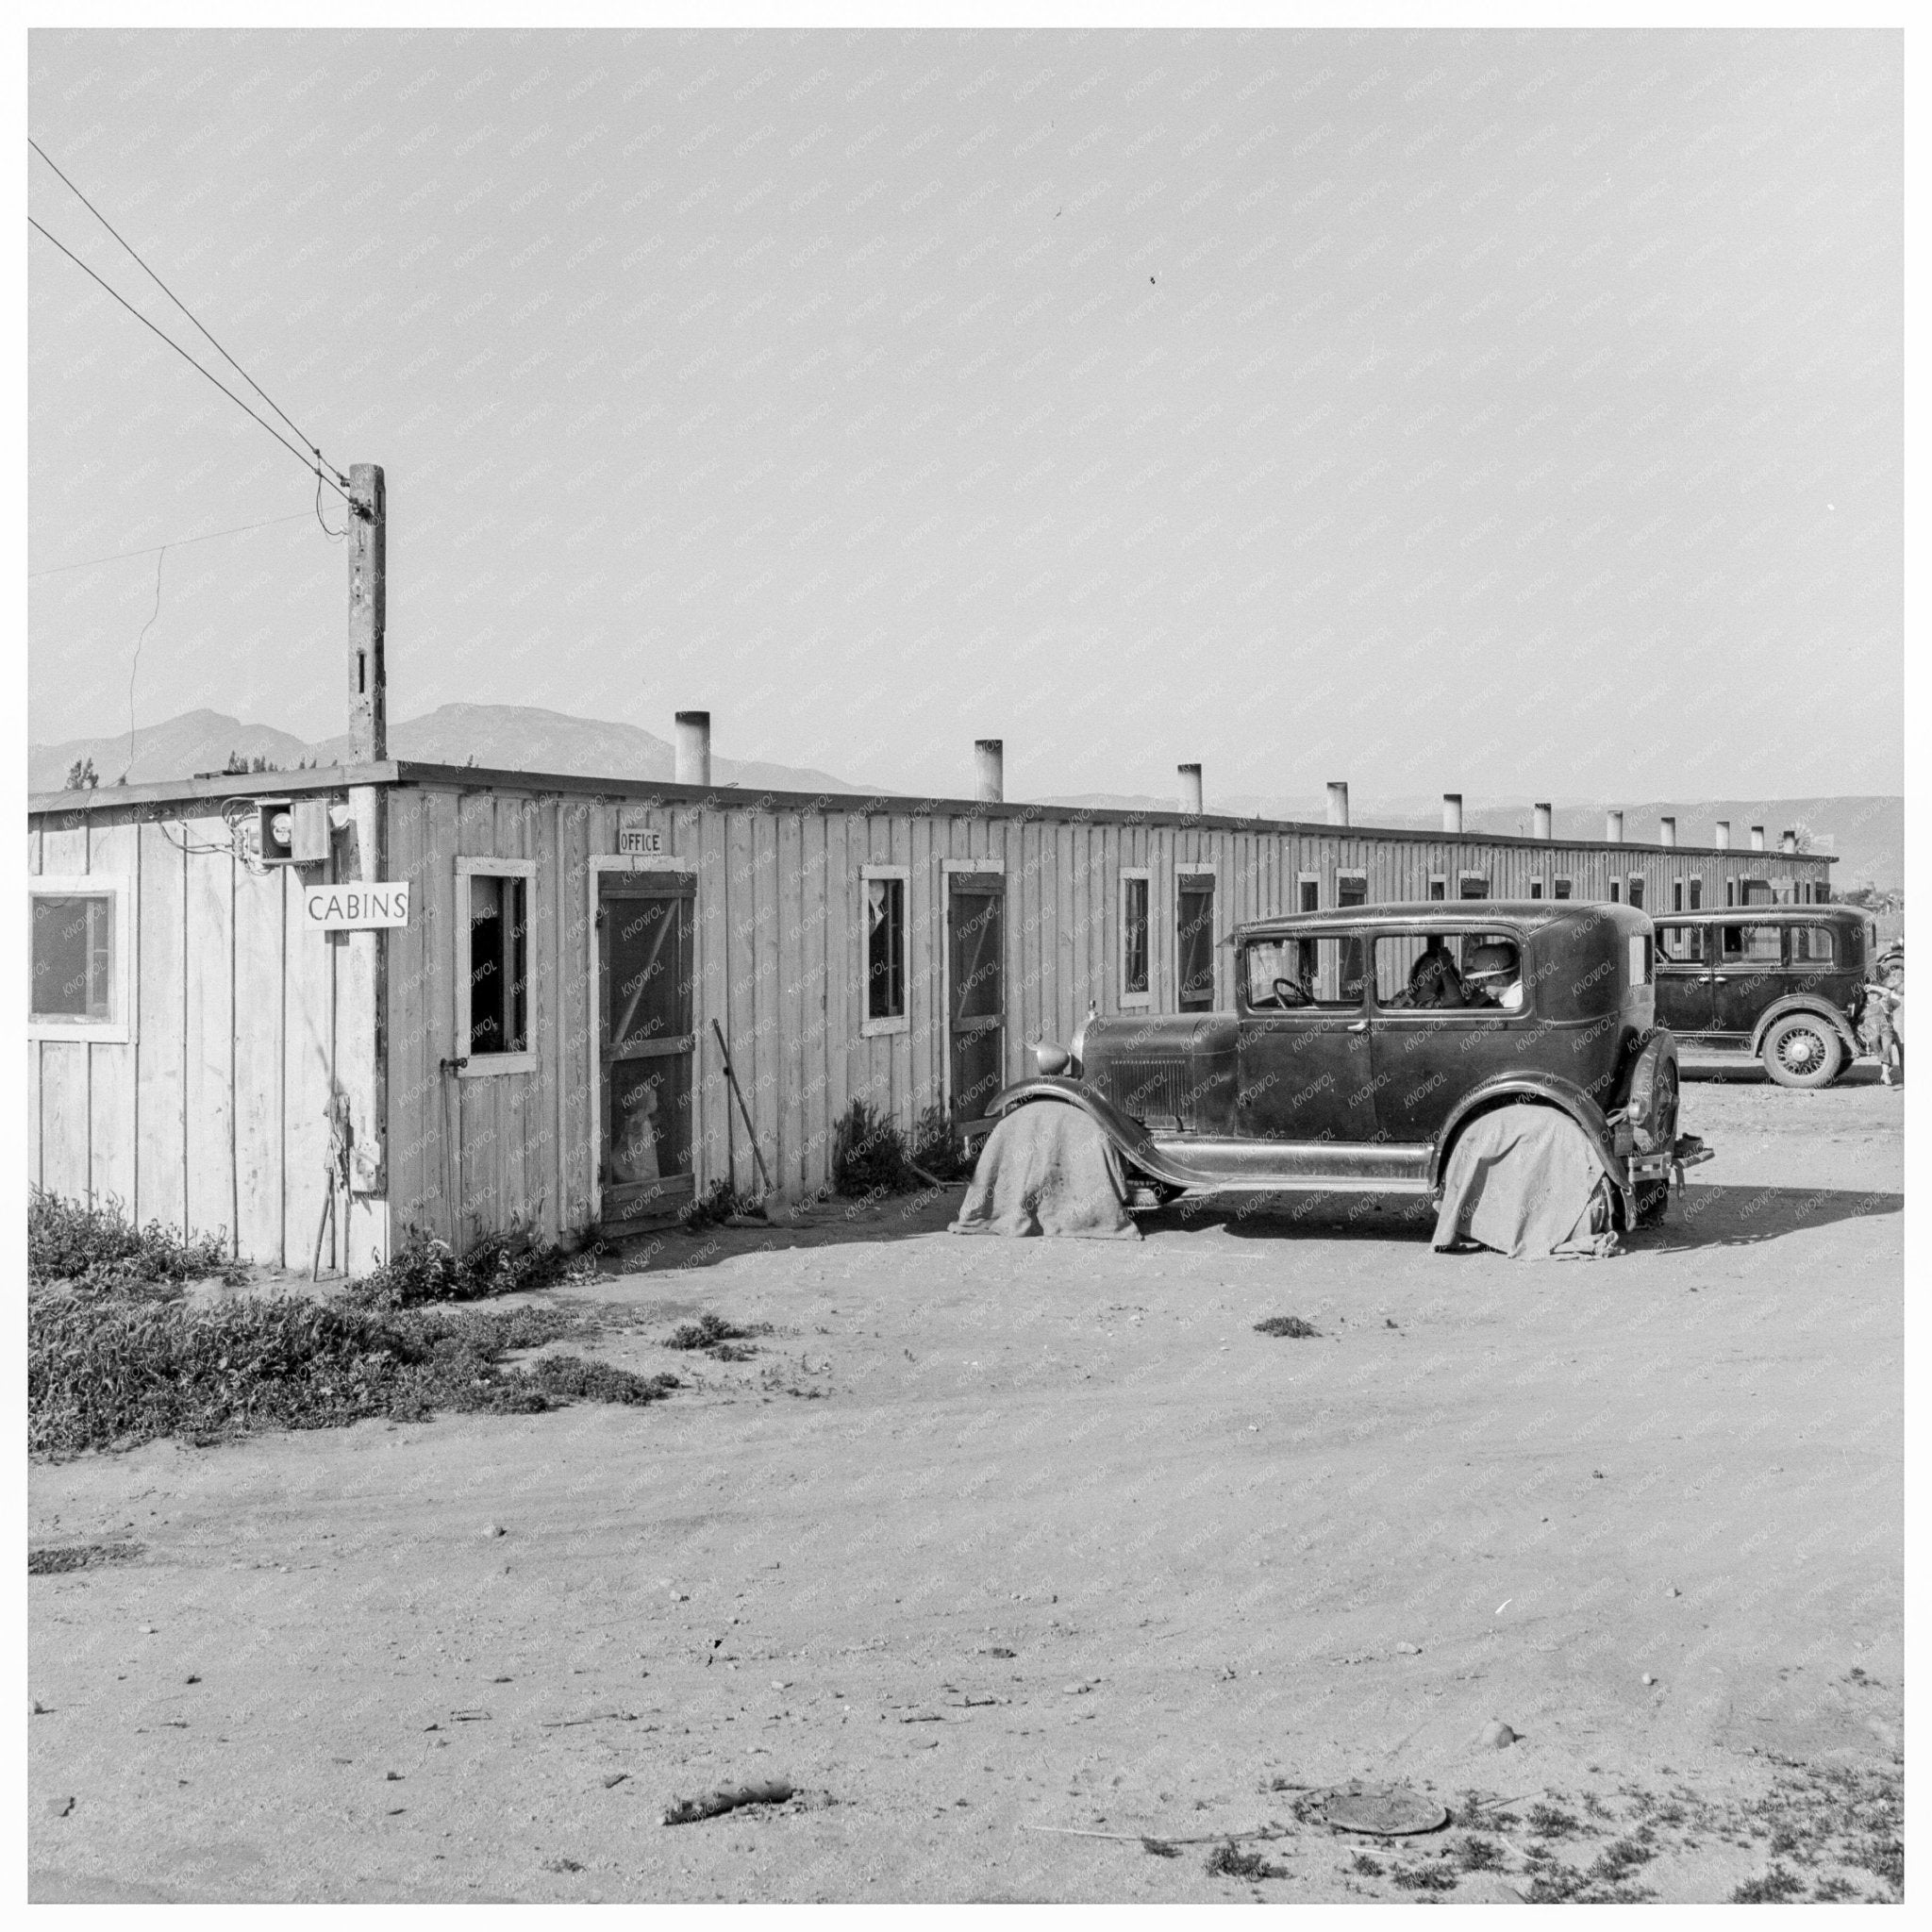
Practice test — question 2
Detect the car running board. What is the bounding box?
[1145,1136,1435,1194]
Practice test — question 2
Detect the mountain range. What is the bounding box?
[30,707,1903,889]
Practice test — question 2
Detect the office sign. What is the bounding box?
[617,809,663,857]
[303,882,411,930]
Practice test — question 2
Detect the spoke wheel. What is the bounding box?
[1761,1013,1842,1090]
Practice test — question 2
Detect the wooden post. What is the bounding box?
[347,465,386,761]
[340,463,389,1274]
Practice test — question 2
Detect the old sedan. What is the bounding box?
[986,901,1707,1230]
[1652,905,1876,1087]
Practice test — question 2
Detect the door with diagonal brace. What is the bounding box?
[597,872,697,1228]
[947,874,1005,1127]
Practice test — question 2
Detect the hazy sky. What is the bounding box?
[27,27,1901,803]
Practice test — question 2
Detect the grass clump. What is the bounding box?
[1731,1865,1807,1904]
[1254,1315,1320,1340]
[28,1189,237,1295]
[1390,1864,1459,1892]
[909,1104,976,1183]
[1457,1835,1507,1872]
[663,1312,766,1360]
[1205,1840,1285,1881]
[679,1180,766,1232]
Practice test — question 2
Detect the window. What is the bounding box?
[1244,935,1366,1011]
[1672,880,1684,912]
[1609,881,1620,903]
[1718,923,1780,964]
[1689,877,1703,910]
[1656,924,1705,965]
[1177,873,1216,1013]
[1725,879,1737,908]
[457,861,533,1072]
[862,867,908,1032]
[1787,924,1837,966]
[1298,875,1320,913]
[1528,878,1544,900]
[1629,934,1653,986]
[1337,873,1368,908]
[1428,875,1447,901]
[1458,873,1488,899]
[1374,929,1525,1012]
[1553,876,1572,900]
[29,875,132,1043]
[1120,871,1150,1007]
[1626,875,1645,910]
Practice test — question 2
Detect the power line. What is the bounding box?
[29,509,315,579]
[122,545,166,783]
[28,215,352,503]
[28,136,347,490]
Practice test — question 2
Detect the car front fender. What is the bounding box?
[980,1077,1202,1190]
[1748,995,1861,1059]
[1428,1072,1624,1193]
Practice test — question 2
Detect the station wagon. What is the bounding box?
[988,901,1708,1231]
[1652,905,1874,1087]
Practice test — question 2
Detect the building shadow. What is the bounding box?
[599,1186,965,1275]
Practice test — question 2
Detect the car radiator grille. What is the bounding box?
[1095,1059,1189,1123]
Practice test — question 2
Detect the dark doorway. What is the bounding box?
[1178,874,1216,1012]
[947,874,1005,1126]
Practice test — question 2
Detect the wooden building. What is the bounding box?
[28,752,1835,1274]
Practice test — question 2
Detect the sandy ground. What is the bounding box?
[29,1072,1903,1903]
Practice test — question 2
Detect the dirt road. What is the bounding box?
[29,1076,1903,1902]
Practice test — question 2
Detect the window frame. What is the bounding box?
[1457,871,1489,900]
[1175,867,1218,1013]
[28,874,135,1043]
[1552,876,1573,900]
[1335,868,1369,908]
[1118,866,1152,1010]
[455,858,537,1077]
[860,864,910,1038]
[1297,873,1321,913]
[1427,874,1447,902]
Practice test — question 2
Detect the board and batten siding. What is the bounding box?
[27,803,345,1271]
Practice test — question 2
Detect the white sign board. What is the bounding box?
[303,882,411,930]
[617,810,663,858]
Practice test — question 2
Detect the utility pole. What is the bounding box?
[346,463,386,760]
[340,461,389,1273]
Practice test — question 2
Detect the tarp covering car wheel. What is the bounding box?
[1432,1103,1620,1258]
[950,1102,1141,1240]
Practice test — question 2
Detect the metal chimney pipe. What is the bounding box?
[974,739,1004,803]
[1326,780,1349,827]
[1178,763,1203,815]
[1780,827,1796,857]
[1750,824,1766,852]
[1714,820,1730,850]
[1441,792,1463,835]
[675,710,711,786]
[1532,802,1553,841]
[1605,809,1624,843]
[1659,816,1676,848]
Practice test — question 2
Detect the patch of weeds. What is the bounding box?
[1809,1874,1858,1902]
[1350,1852,1384,1877]
[1732,1865,1807,1904]
[1852,1835,1903,1892]
[527,1357,678,1406]
[1527,1802,1584,1839]
[28,1541,142,1575]
[29,1289,670,1456]
[1253,1315,1319,1339]
[541,1857,585,1874]
[664,1312,768,1359]
[345,1221,598,1311]
[1451,1791,1491,1827]
[1140,1838,1181,1859]
[1588,1838,1655,1883]
[1391,1863,1459,1892]
[1205,1840,1285,1881]
[680,1181,765,1232]
[832,1099,917,1196]
[909,1104,975,1183]
[29,1189,239,1295]
[1457,1835,1507,1872]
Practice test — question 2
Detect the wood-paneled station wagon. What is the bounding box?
[986,901,1711,1231]
[1651,905,1877,1088]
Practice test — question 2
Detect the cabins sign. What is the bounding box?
[303,883,411,930]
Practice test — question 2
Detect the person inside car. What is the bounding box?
[1406,934,1466,1009]
[1462,940,1524,1011]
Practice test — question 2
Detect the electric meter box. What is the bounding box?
[257,797,330,866]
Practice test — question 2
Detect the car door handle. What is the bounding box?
[1346,1019,1369,1033]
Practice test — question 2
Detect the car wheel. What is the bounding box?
[1760,1013,1842,1089]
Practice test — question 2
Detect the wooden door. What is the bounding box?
[947,875,1005,1125]
[1177,874,1215,1012]
[597,873,697,1228]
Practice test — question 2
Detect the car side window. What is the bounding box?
[1657,924,1705,965]
[1374,931,1524,1012]
[1786,924,1836,965]
[1244,937,1366,1010]
[1719,924,1780,964]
